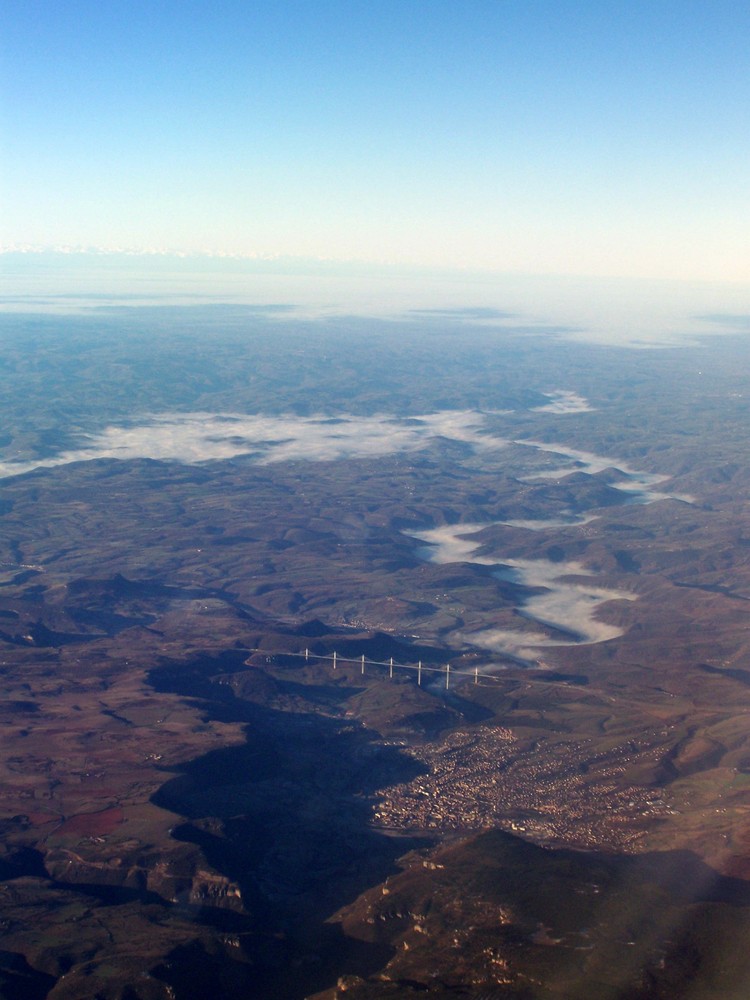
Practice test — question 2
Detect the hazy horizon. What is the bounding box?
[2,250,749,350]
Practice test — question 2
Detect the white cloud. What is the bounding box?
[408,522,636,662]
[0,406,692,522]
[515,439,695,504]
[410,523,500,565]
[0,409,502,479]
[531,390,594,414]
[500,513,599,530]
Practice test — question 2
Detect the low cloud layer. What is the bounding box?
[531,390,594,414]
[409,523,636,662]
[501,513,599,530]
[406,435,686,664]
[0,402,691,521]
[0,410,506,479]
[516,439,695,504]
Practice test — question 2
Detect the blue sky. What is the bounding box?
[2,1,749,282]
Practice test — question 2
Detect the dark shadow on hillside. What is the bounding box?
[0,950,56,1000]
[148,650,432,999]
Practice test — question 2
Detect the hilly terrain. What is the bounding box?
[1,307,750,997]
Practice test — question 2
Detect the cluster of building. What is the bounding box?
[372,725,671,850]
